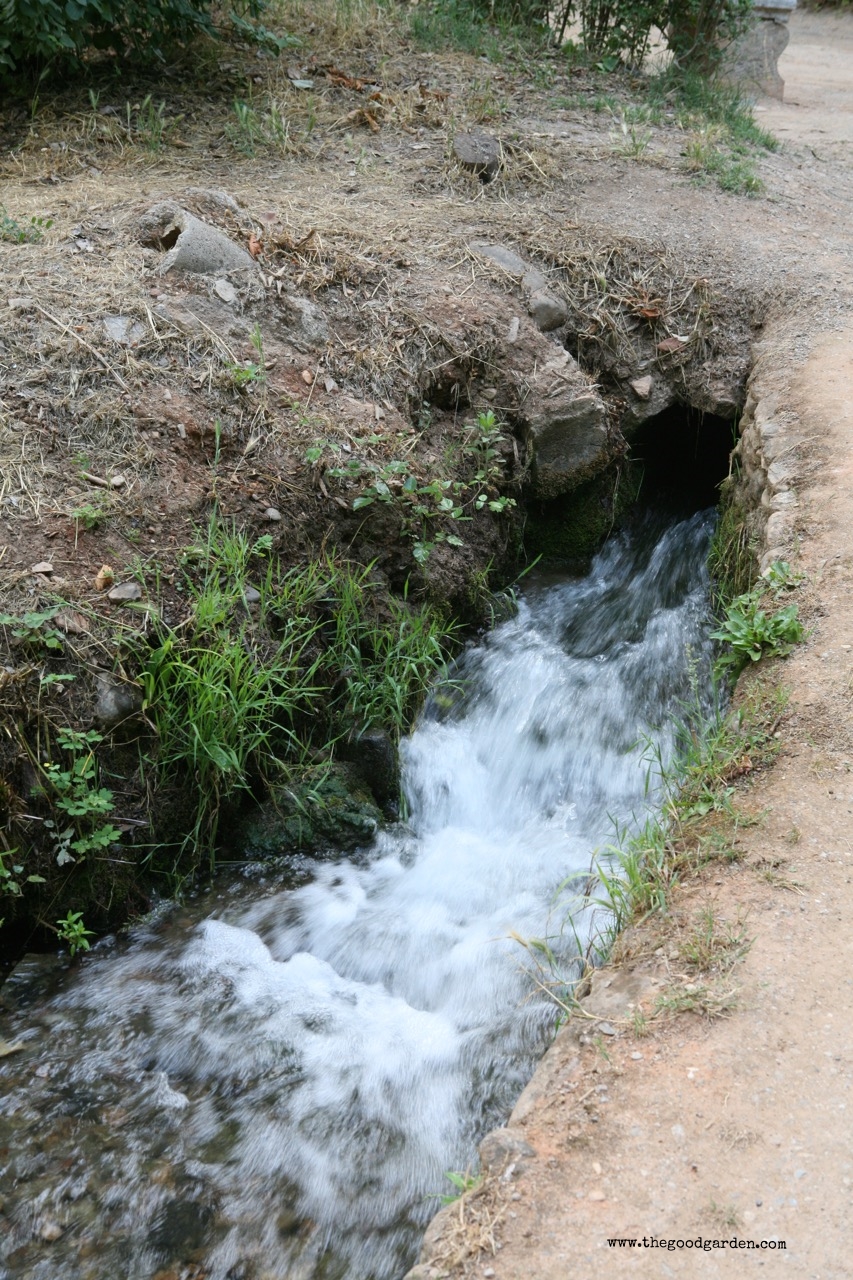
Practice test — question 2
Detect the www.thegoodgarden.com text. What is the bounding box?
[607,1237,786,1251]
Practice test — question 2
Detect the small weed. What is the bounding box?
[310,409,515,565]
[437,1169,482,1204]
[764,559,804,593]
[228,97,298,156]
[0,205,53,243]
[124,94,182,151]
[0,607,64,653]
[630,1007,650,1038]
[42,728,121,862]
[679,907,752,974]
[467,75,506,122]
[0,849,46,901]
[706,1199,741,1231]
[226,326,268,388]
[655,982,739,1020]
[611,111,652,158]
[71,501,110,533]
[55,910,94,957]
[593,1034,612,1063]
[711,577,804,673]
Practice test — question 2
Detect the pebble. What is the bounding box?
[483,1270,496,1278]
[244,587,261,604]
[631,1050,643,1060]
[301,369,313,385]
[107,582,143,603]
[264,507,281,521]
[38,1219,63,1242]
[110,474,125,488]
[214,279,238,304]
[597,1021,617,1036]
[588,1188,606,1201]
[30,561,53,575]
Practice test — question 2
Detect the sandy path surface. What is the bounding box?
[414,12,853,1279]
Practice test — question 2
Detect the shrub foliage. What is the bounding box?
[0,0,270,73]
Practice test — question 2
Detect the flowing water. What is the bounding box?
[0,511,716,1280]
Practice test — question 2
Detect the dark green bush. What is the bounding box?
[0,0,281,74]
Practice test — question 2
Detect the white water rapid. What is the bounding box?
[0,511,716,1280]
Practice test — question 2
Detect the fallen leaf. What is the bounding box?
[95,564,114,590]
[248,234,263,259]
[55,608,90,634]
[657,335,687,354]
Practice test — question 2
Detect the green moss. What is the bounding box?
[237,764,384,856]
[523,461,642,568]
[708,472,758,610]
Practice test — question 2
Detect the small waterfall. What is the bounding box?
[0,511,715,1280]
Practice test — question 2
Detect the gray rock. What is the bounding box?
[524,390,609,500]
[107,581,143,602]
[184,187,244,216]
[243,586,261,604]
[522,266,548,294]
[264,507,281,522]
[512,348,611,498]
[479,1126,537,1174]
[285,295,329,348]
[103,315,146,346]
[346,727,400,808]
[453,132,502,180]
[621,374,676,430]
[138,201,255,276]
[471,243,558,328]
[29,561,53,575]
[528,290,567,332]
[470,240,529,278]
[94,674,142,727]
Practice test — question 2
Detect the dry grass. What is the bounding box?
[425,1182,508,1274]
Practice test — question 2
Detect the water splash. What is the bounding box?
[0,511,715,1280]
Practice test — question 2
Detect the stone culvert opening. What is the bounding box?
[627,405,737,514]
[521,400,743,568]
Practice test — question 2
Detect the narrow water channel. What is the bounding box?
[0,510,716,1280]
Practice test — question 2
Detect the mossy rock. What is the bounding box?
[238,764,384,857]
[524,462,642,568]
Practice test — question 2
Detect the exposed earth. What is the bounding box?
[2,4,853,1278]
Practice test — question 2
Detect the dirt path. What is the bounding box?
[412,11,853,1278]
